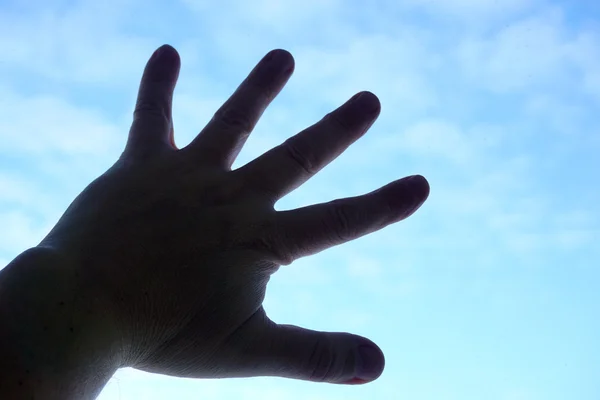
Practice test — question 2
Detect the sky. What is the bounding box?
[0,0,599,399]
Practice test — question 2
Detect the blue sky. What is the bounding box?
[0,0,599,399]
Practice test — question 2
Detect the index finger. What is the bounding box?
[125,45,181,159]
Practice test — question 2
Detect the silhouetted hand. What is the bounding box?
[40,45,430,385]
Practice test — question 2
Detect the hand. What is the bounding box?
[41,45,430,385]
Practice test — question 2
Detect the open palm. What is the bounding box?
[41,45,430,385]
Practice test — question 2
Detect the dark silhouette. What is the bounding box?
[0,45,430,399]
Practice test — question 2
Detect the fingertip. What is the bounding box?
[129,44,181,154]
[382,175,430,219]
[357,342,386,380]
[262,49,295,74]
[146,44,181,81]
[152,44,180,60]
[349,91,381,115]
[340,341,385,385]
[406,174,430,201]
[266,48,294,63]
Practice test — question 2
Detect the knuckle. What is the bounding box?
[133,102,169,122]
[381,198,398,225]
[326,201,356,243]
[273,254,294,267]
[282,139,315,175]
[247,218,295,266]
[307,337,336,382]
[326,110,353,131]
[254,80,278,101]
[255,235,294,266]
[214,106,254,136]
[271,241,295,266]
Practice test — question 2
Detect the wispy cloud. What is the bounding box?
[1,0,599,399]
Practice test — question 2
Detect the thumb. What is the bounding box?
[233,315,385,384]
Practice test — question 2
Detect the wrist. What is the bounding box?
[0,246,124,399]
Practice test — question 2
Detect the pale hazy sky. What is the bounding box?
[0,0,599,399]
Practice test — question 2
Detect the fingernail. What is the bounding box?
[261,49,294,75]
[152,44,174,59]
[349,92,380,114]
[405,175,430,198]
[402,175,430,215]
[147,45,180,80]
[354,345,384,381]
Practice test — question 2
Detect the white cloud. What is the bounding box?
[503,229,598,258]
[181,0,342,32]
[458,8,568,92]
[0,172,40,206]
[371,119,496,165]
[456,6,600,102]
[290,34,440,113]
[524,94,591,136]
[402,0,541,21]
[0,88,122,156]
[345,254,383,280]
[0,210,50,255]
[553,210,598,228]
[0,0,155,85]
[1,1,598,399]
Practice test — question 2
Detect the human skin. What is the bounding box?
[0,45,430,399]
